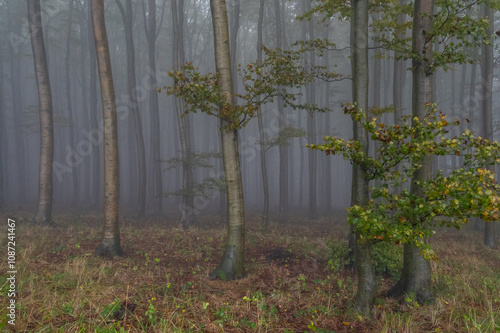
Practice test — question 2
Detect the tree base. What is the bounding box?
[95,236,123,257]
[386,244,432,304]
[209,245,244,281]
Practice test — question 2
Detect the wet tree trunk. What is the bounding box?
[77,2,90,207]
[65,0,78,208]
[115,0,147,216]
[256,0,269,228]
[305,0,317,220]
[481,3,496,249]
[351,0,376,315]
[28,0,54,226]
[323,26,332,214]
[275,0,288,223]
[388,0,434,303]
[172,0,195,229]
[88,0,100,208]
[208,0,245,281]
[144,0,164,215]
[91,0,123,257]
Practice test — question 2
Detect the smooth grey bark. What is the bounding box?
[88,0,100,208]
[172,0,195,229]
[143,0,165,215]
[65,0,78,208]
[208,0,245,281]
[305,0,317,220]
[230,0,240,94]
[351,0,376,315]
[91,0,123,257]
[28,0,54,226]
[275,0,288,223]
[323,27,332,213]
[481,3,496,249]
[115,0,147,216]
[388,0,434,302]
[256,0,269,228]
[77,2,91,206]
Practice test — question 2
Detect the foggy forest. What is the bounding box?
[1,0,500,331]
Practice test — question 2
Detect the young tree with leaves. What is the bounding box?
[91,0,123,257]
[28,0,54,226]
[310,107,500,314]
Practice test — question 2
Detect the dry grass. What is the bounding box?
[0,211,499,332]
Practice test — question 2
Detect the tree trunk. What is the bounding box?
[88,0,100,208]
[91,0,123,257]
[172,0,195,229]
[275,0,288,223]
[481,3,496,249]
[208,0,245,281]
[306,0,317,220]
[351,0,375,315]
[388,0,434,303]
[115,0,147,216]
[145,0,163,215]
[65,0,78,208]
[256,0,269,228]
[28,0,54,226]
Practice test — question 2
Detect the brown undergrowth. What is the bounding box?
[0,211,499,332]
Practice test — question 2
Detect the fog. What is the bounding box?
[0,0,498,220]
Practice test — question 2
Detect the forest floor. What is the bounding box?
[0,211,499,332]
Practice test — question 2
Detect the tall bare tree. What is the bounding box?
[91,0,123,256]
[142,0,166,215]
[208,0,245,280]
[28,0,54,226]
[256,0,269,227]
[115,0,147,216]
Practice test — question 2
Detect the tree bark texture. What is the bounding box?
[275,0,288,223]
[208,0,245,281]
[256,0,269,228]
[91,0,123,257]
[481,3,496,249]
[28,0,55,226]
[351,0,376,315]
[388,0,434,303]
[115,0,147,216]
[172,0,195,229]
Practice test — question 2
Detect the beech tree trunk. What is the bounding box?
[481,3,496,249]
[88,0,101,208]
[388,0,434,303]
[28,0,54,226]
[256,0,269,228]
[65,0,78,208]
[172,0,195,229]
[91,0,123,257]
[305,0,317,220]
[208,0,245,281]
[351,0,376,315]
[144,0,163,215]
[275,0,288,223]
[115,0,147,216]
